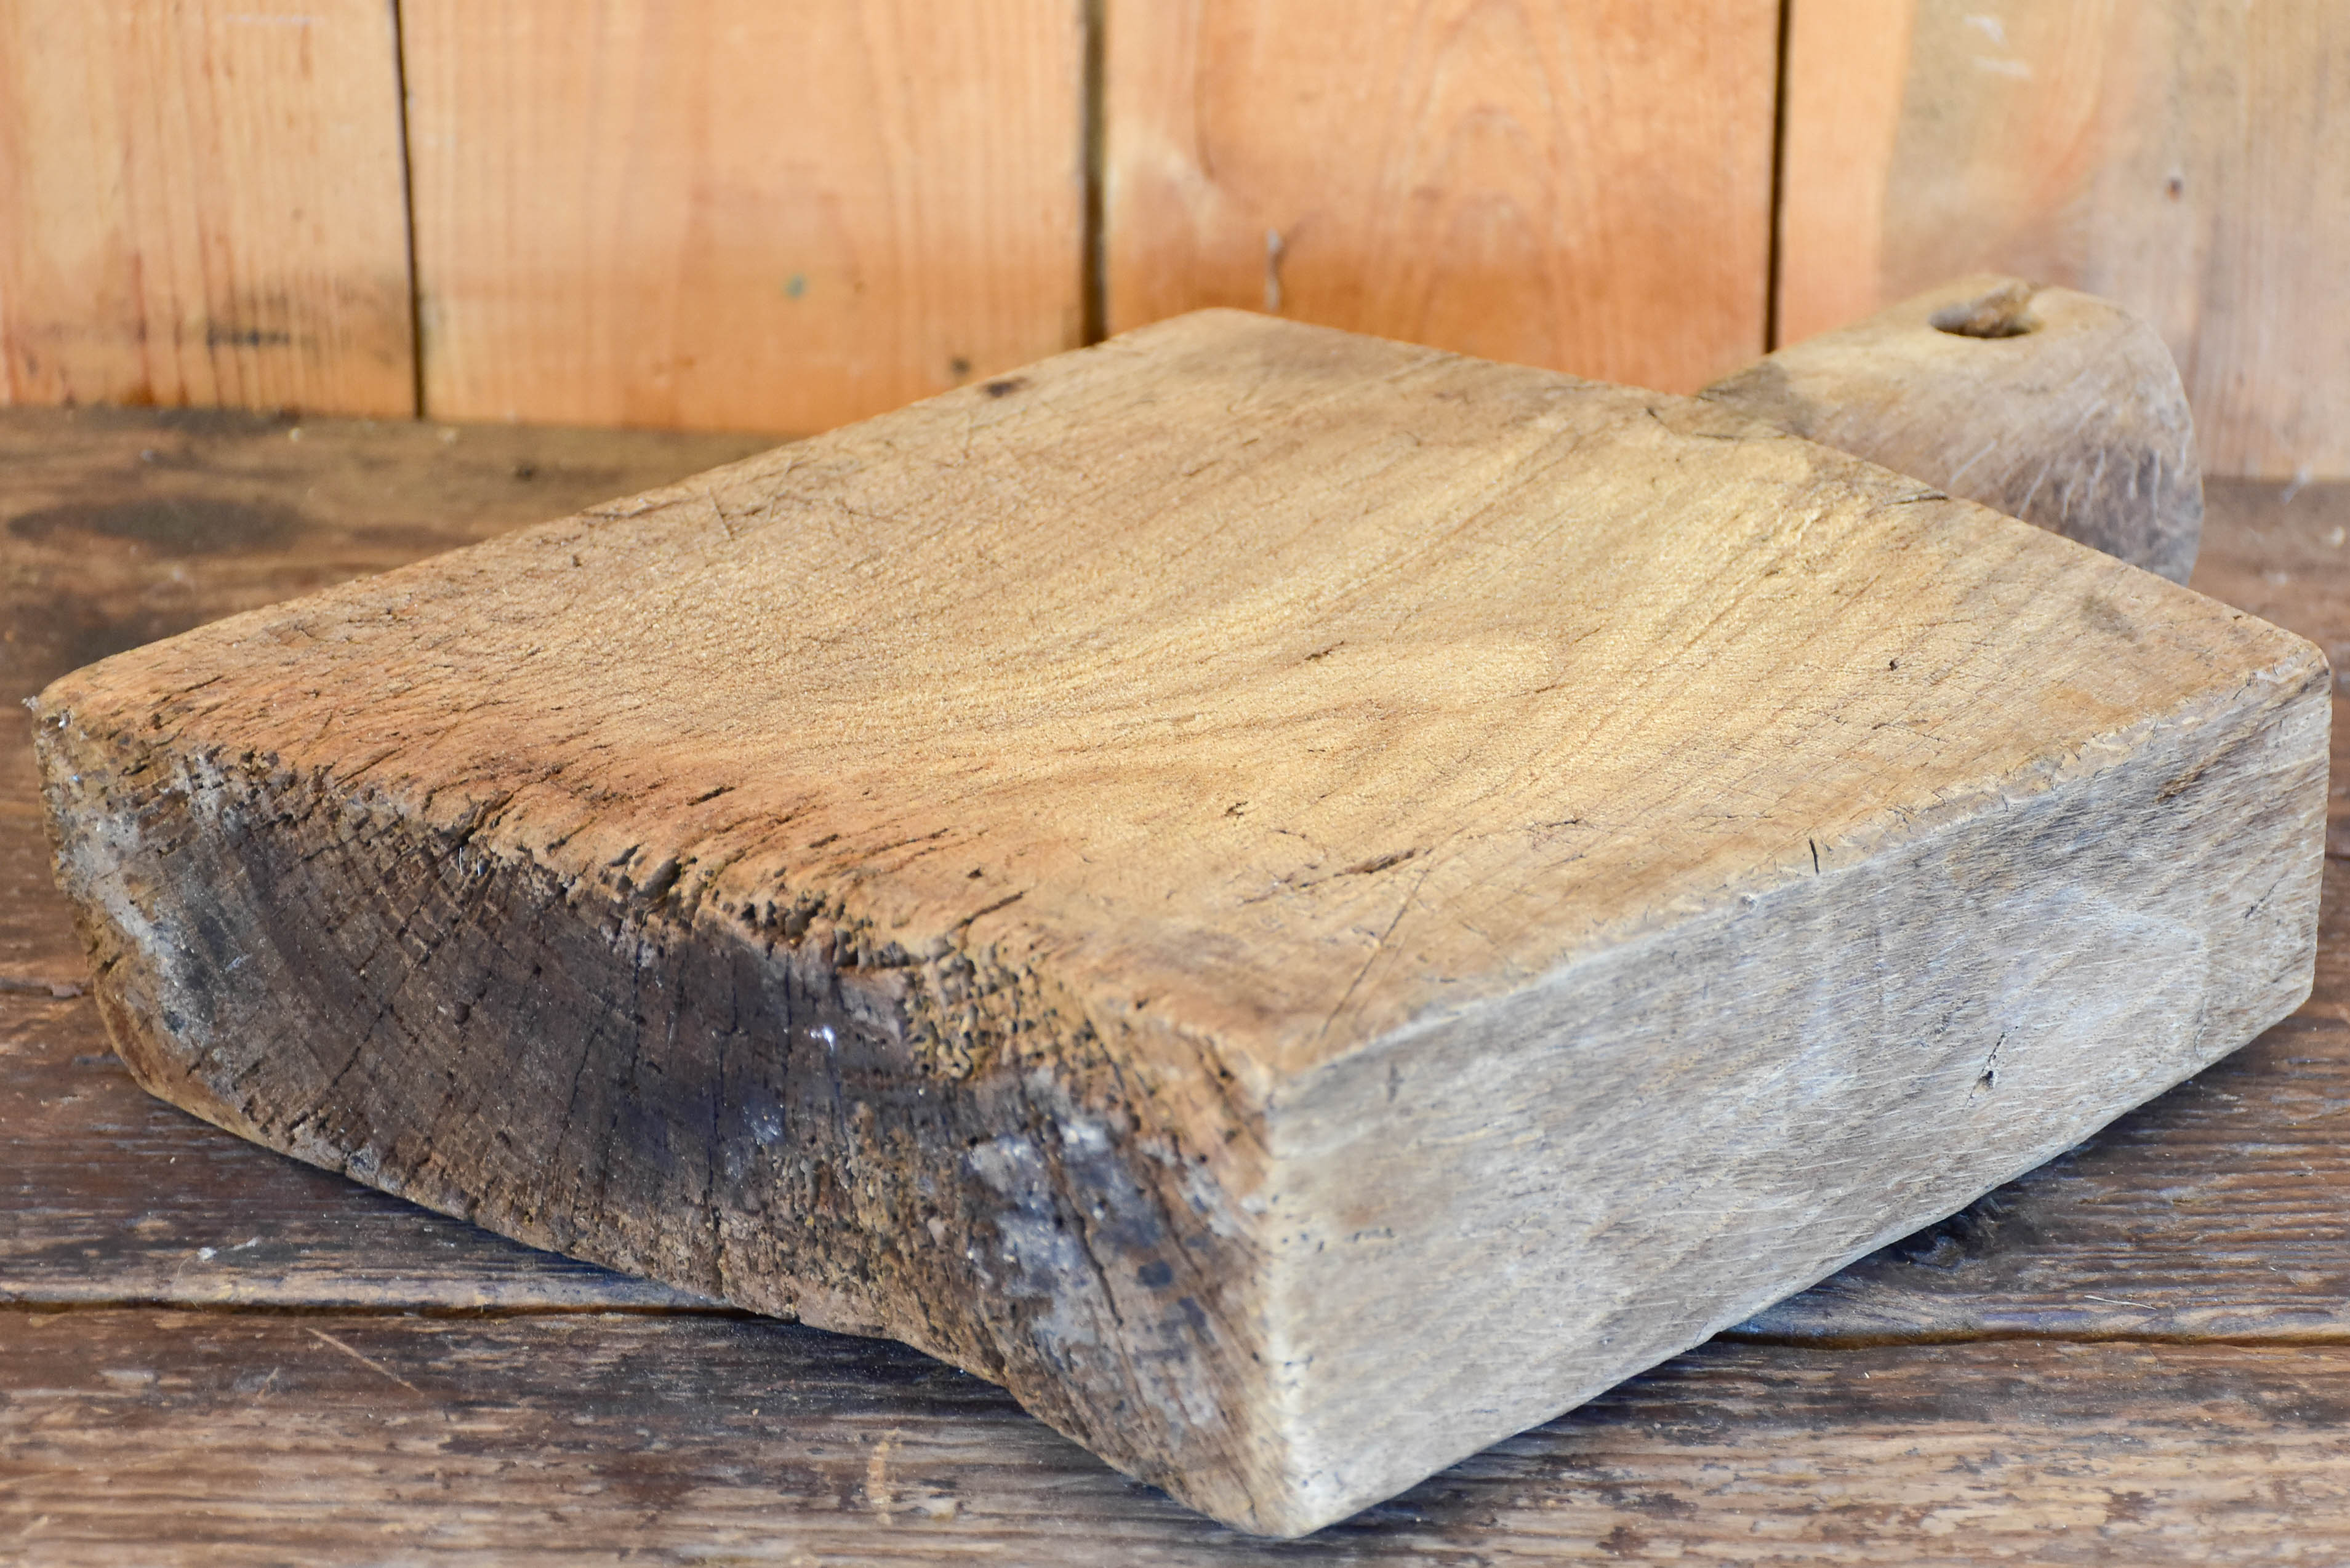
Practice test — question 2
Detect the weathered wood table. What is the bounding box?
[4,405,2348,1564]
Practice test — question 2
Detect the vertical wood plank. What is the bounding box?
[1778,0,2350,479]
[0,0,415,416]
[1772,0,1911,348]
[403,1,1085,434]
[1104,0,1779,395]
[2188,2,2350,479]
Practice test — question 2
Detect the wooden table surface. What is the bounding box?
[5,406,2349,1565]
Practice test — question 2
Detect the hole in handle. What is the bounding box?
[1930,281,2040,338]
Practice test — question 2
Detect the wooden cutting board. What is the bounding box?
[33,308,2325,1537]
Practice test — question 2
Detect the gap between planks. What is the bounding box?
[16,1298,2350,1351]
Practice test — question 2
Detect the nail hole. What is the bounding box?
[1930,282,2040,339]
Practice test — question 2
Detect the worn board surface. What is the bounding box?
[1779,0,2350,479]
[6,406,2350,1557]
[401,0,1085,431]
[0,0,415,416]
[1702,276,2202,585]
[1105,0,1777,393]
[26,316,2330,1535]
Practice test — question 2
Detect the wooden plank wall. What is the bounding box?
[0,0,414,416]
[2,0,2344,474]
[401,1,1086,433]
[1103,0,1779,395]
[1781,0,2350,479]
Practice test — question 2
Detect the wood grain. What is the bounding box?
[0,406,774,710]
[1104,0,1778,393]
[16,783,2350,1330]
[3,415,2344,1350]
[30,315,2328,1534]
[7,410,2350,1558]
[1742,480,2350,1342]
[12,1311,2350,1564]
[400,0,1085,432]
[1772,0,1913,356]
[1702,275,2203,583]
[1778,0,2350,480]
[0,0,415,416]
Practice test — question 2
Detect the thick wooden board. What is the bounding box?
[17,845,2350,1329]
[0,426,2338,1346]
[1778,0,2350,480]
[6,410,2350,1559]
[15,824,2350,1330]
[401,0,1085,432]
[0,0,414,416]
[30,316,2328,1534]
[1104,0,1777,393]
[11,1311,2350,1565]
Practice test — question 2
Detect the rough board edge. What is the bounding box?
[28,708,1296,1529]
[1250,644,2330,1534]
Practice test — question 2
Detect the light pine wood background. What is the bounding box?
[1104,0,1778,396]
[1,0,2341,476]
[402,0,1086,431]
[0,0,415,416]
[1781,0,2350,480]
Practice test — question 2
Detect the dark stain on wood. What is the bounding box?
[59,742,1260,1506]
[9,495,309,555]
